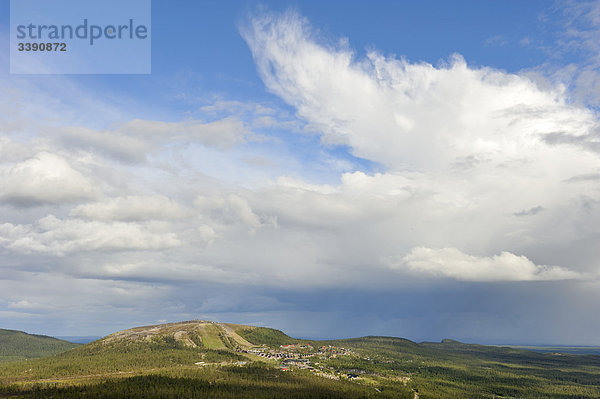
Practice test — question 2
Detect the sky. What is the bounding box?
[1,0,600,345]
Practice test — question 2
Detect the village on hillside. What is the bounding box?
[238,343,359,379]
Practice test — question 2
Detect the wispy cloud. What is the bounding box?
[528,0,600,107]
[484,34,508,47]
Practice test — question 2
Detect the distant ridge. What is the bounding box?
[500,345,600,356]
[54,336,103,344]
[441,338,463,344]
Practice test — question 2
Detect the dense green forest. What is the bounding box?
[0,329,79,363]
[233,325,297,347]
[0,321,599,398]
[0,365,410,399]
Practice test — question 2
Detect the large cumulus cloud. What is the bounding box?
[240,10,600,280]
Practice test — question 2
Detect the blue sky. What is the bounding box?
[1,1,600,345]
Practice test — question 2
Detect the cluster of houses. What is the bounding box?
[280,343,313,351]
[279,359,361,381]
[280,358,311,371]
[240,346,311,361]
[237,342,355,377]
[315,344,352,358]
[240,343,351,360]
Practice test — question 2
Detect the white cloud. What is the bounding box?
[119,117,249,150]
[239,10,600,279]
[0,215,181,255]
[71,195,190,221]
[95,260,261,285]
[0,136,41,163]
[56,117,251,163]
[243,11,599,172]
[199,100,277,116]
[0,152,98,206]
[391,247,584,282]
[195,194,277,230]
[58,125,154,163]
[7,300,55,310]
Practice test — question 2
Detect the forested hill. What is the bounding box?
[1,321,600,398]
[0,329,79,362]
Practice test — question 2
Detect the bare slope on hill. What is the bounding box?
[100,320,259,350]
